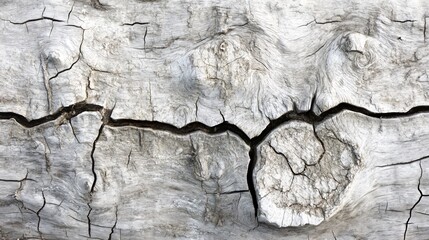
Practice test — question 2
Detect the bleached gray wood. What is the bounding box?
[2,0,428,137]
[1,0,429,239]
[254,111,429,239]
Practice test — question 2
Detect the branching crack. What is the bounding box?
[3,101,429,227]
[404,161,425,240]
[0,171,36,183]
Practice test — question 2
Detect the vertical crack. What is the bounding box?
[36,190,46,236]
[90,125,103,194]
[108,206,118,240]
[148,81,153,121]
[67,2,75,23]
[126,150,132,168]
[85,69,93,101]
[40,54,53,113]
[424,16,427,42]
[247,146,258,218]
[332,230,337,240]
[87,124,104,237]
[143,26,148,50]
[87,202,93,237]
[312,122,326,164]
[404,161,424,240]
[87,108,112,237]
[69,119,81,143]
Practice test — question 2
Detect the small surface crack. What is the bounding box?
[108,206,118,240]
[1,17,64,25]
[299,17,342,27]
[67,2,75,23]
[377,155,429,168]
[391,19,416,23]
[121,22,150,26]
[48,28,85,82]
[90,124,104,193]
[36,190,46,235]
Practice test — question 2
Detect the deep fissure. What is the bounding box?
[2,102,429,224]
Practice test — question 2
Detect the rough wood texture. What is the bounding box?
[1,0,429,239]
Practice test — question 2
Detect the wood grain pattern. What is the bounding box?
[1,0,429,239]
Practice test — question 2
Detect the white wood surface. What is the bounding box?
[0,0,429,239]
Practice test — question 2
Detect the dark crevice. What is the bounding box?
[248,147,258,217]
[108,118,251,145]
[251,103,429,148]
[0,101,103,127]
[3,101,429,227]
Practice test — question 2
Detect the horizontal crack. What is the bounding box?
[205,190,249,195]
[3,101,429,228]
[0,172,36,183]
[0,101,102,127]
[121,22,149,26]
[250,103,429,147]
[2,17,64,25]
[377,155,429,168]
[109,118,251,145]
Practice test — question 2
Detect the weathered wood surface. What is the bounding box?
[1,0,429,239]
